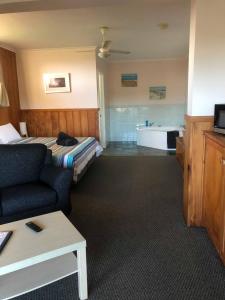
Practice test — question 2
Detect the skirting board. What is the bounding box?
[0,253,77,300]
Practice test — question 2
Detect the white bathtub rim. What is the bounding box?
[136,126,183,132]
[136,126,182,150]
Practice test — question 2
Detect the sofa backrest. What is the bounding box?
[0,144,47,188]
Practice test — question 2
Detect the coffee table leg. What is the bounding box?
[77,247,88,300]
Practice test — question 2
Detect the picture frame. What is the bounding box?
[43,73,71,93]
[149,86,166,100]
[121,73,138,87]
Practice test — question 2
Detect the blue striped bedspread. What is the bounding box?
[12,137,103,181]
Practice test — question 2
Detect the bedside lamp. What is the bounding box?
[19,122,28,137]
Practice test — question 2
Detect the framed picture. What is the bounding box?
[121,73,137,87]
[149,86,166,100]
[43,73,71,93]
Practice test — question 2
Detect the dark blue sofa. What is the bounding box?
[0,144,73,224]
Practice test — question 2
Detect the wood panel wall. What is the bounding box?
[21,109,99,139]
[0,47,20,127]
[183,115,214,226]
[0,107,10,125]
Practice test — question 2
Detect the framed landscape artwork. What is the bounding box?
[121,73,138,87]
[149,86,166,100]
[43,73,71,93]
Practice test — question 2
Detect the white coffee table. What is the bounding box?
[0,211,88,300]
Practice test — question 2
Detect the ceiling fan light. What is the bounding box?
[98,52,106,59]
[98,52,110,59]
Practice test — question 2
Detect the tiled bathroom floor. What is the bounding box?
[103,142,175,156]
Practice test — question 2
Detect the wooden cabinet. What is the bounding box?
[203,132,225,261]
[183,116,213,226]
[183,128,225,265]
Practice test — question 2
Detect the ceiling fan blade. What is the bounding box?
[76,50,95,52]
[109,49,131,54]
[101,40,111,49]
[74,46,97,53]
[101,40,112,49]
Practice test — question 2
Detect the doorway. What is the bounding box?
[98,72,107,148]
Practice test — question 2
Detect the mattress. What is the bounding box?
[12,137,103,182]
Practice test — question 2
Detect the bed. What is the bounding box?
[0,123,103,182]
[11,136,103,182]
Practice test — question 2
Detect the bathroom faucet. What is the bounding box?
[149,122,154,127]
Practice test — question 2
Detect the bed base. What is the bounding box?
[74,154,97,184]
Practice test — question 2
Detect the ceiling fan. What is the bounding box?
[97,26,130,59]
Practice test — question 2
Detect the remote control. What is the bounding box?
[25,221,43,232]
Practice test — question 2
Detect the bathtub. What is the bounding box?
[136,126,183,150]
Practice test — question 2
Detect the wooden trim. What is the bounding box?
[21,108,99,112]
[185,114,214,123]
[204,131,225,149]
[183,115,214,226]
[20,108,99,139]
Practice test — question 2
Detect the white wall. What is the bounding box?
[17,48,98,109]
[107,58,187,141]
[96,55,110,145]
[188,0,225,116]
[108,58,188,106]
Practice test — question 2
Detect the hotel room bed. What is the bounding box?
[11,136,103,182]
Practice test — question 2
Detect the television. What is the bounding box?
[214,104,225,134]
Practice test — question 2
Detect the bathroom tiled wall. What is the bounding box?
[109,104,186,141]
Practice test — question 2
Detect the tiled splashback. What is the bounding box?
[109,104,186,141]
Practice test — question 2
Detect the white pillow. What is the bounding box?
[0,123,21,144]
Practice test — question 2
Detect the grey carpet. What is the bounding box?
[15,156,225,300]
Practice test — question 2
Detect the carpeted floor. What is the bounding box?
[16,156,225,300]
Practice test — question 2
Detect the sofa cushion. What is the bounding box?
[44,149,53,165]
[0,182,57,217]
[0,144,47,188]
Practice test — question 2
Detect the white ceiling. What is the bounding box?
[0,0,190,60]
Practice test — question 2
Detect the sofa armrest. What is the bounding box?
[40,165,73,214]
